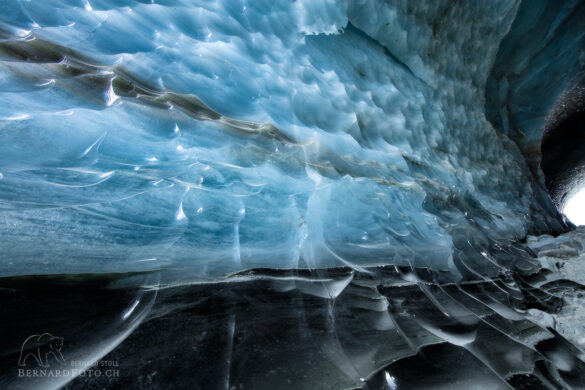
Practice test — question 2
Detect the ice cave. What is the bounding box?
[0,0,585,389]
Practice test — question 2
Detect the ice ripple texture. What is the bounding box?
[1,0,580,278]
[2,0,585,389]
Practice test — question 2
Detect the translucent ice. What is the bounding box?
[1,2,585,389]
[1,0,579,280]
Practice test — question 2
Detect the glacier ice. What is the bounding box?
[0,0,573,279]
[0,0,584,389]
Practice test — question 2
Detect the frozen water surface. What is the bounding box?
[0,1,584,389]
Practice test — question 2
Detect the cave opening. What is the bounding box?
[541,74,585,226]
[563,186,585,225]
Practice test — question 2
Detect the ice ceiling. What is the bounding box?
[0,0,579,278]
[1,0,585,389]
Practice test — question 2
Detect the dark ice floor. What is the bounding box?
[1,263,584,390]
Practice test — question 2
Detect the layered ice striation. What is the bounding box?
[0,0,580,280]
[2,1,585,389]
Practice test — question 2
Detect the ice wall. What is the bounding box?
[0,0,579,278]
[486,0,585,180]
